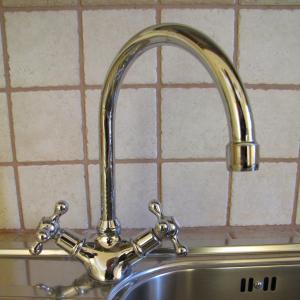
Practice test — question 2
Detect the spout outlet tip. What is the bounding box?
[227,142,259,172]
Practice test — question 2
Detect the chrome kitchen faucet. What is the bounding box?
[30,23,259,282]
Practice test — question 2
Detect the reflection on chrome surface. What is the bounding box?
[29,23,259,283]
[36,272,112,299]
[109,256,300,300]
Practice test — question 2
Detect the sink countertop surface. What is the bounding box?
[1,226,300,299]
[1,226,300,248]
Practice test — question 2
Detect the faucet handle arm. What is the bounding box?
[149,200,188,256]
[30,201,69,255]
[170,233,187,256]
[149,200,163,219]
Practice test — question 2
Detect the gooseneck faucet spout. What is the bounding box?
[30,23,259,283]
[98,23,259,244]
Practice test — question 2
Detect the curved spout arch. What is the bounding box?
[99,23,258,238]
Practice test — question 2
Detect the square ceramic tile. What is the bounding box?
[5,11,79,87]
[29,260,85,285]
[231,163,297,225]
[19,165,88,229]
[3,0,77,6]
[292,231,300,243]
[86,88,157,159]
[88,164,101,227]
[83,10,156,85]
[0,29,5,88]
[13,90,83,161]
[239,10,300,84]
[161,9,235,83]
[82,0,156,4]
[180,228,229,247]
[296,175,300,224]
[89,163,157,228]
[162,88,228,158]
[0,93,12,162]
[229,227,292,245]
[161,0,233,3]
[0,260,27,285]
[240,0,300,4]
[162,162,229,226]
[249,89,300,158]
[0,167,20,228]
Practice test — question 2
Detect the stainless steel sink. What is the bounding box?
[109,255,300,300]
[1,232,300,299]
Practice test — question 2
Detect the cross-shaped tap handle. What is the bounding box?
[148,200,188,256]
[30,201,69,255]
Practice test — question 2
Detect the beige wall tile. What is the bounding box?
[162,162,228,226]
[5,11,79,87]
[13,90,83,161]
[240,0,300,4]
[0,93,12,162]
[0,260,27,284]
[0,167,20,228]
[161,9,235,83]
[83,9,156,85]
[0,29,5,88]
[89,163,157,228]
[161,0,233,3]
[29,260,85,285]
[162,88,228,158]
[82,0,156,4]
[88,164,101,228]
[3,0,77,6]
[249,89,300,158]
[231,163,297,225]
[229,227,292,245]
[296,174,300,224]
[239,10,300,84]
[86,88,157,159]
[19,165,88,229]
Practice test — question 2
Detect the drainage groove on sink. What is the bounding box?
[240,276,277,292]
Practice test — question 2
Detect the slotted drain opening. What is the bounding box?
[240,278,246,292]
[240,276,277,293]
[271,277,277,291]
[248,278,254,292]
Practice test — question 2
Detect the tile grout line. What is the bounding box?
[0,157,298,167]
[291,145,300,225]
[77,1,92,229]
[239,4,300,10]
[0,2,25,229]
[234,0,240,70]
[1,223,299,234]
[244,83,300,90]
[156,3,163,203]
[2,3,300,12]
[0,82,300,93]
[0,4,233,12]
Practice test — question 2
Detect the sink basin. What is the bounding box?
[109,256,300,300]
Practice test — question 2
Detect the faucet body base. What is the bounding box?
[56,228,161,282]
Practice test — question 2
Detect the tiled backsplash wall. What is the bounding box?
[0,0,299,230]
